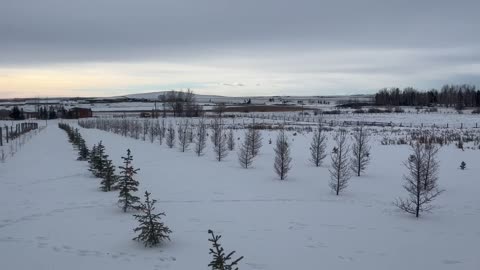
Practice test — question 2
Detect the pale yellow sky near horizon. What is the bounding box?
[1,48,479,99]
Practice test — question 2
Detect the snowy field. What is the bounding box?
[232,108,480,129]
[1,117,479,270]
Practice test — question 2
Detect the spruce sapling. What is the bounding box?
[100,159,117,192]
[208,230,244,270]
[133,191,172,247]
[115,149,140,212]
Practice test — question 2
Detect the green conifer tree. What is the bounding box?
[115,149,140,212]
[133,191,171,247]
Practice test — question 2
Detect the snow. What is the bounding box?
[118,91,371,105]
[0,119,479,270]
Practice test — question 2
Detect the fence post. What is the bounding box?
[0,127,2,146]
[5,126,9,143]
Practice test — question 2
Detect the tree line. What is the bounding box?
[78,116,446,219]
[374,84,480,108]
[160,89,203,117]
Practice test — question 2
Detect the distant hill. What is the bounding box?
[117,91,251,104]
[116,91,373,105]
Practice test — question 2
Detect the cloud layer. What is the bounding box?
[1,0,479,97]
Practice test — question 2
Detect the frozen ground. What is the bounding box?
[0,120,479,269]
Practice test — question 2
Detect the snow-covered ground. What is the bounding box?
[0,119,479,270]
[231,109,480,129]
[0,92,369,113]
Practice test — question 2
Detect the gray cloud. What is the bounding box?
[1,0,480,95]
[2,0,480,63]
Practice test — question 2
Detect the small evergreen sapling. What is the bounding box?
[77,138,90,161]
[88,144,99,175]
[133,191,172,247]
[208,230,244,270]
[73,128,82,146]
[116,149,140,212]
[100,159,117,192]
[88,141,107,178]
[460,161,466,170]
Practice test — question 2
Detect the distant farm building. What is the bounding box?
[67,108,93,119]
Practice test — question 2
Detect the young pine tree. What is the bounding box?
[309,125,327,167]
[149,120,157,143]
[177,120,190,152]
[115,149,140,212]
[88,144,98,172]
[238,135,254,169]
[247,125,262,157]
[395,142,444,218]
[166,121,176,148]
[227,128,235,151]
[210,117,222,147]
[88,142,107,178]
[100,159,117,192]
[208,230,244,270]
[142,120,150,141]
[212,118,228,161]
[72,129,82,147]
[188,123,194,143]
[133,191,172,247]
[351,125,371,176]
[214,132,229,162]
[194,118,207,156]
[158,119,165,145]
[329,130,351,195]
[273,128,292,180]
[77,138,90,161]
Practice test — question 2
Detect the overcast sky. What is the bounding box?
[1,0,479,98]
